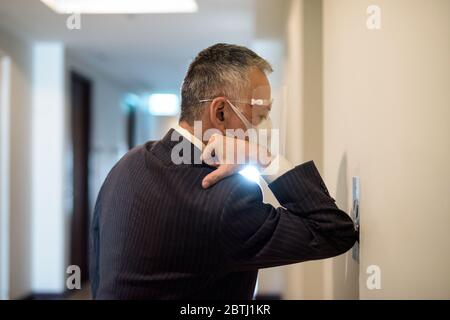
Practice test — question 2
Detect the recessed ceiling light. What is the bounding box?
[40,0,198,14]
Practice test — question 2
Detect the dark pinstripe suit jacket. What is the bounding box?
[89,129,357,300]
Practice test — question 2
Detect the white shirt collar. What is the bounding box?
[173,124,205,151]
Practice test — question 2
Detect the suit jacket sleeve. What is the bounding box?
[219,160,357,271]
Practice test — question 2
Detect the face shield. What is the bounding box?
[225,84,274,151]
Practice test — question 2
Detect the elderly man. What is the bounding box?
[89,43,357,300]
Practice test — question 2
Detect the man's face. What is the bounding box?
[226,67,272,132]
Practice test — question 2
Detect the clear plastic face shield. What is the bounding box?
[224,84,274,151]
[199,83,286,169]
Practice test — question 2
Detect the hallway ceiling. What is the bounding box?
[0,0,259,92]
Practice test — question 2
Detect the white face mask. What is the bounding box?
[227,100,272,149]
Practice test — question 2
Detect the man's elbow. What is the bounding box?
[318,214,359,259]
[329,221,358,258]
[339,228,358,255]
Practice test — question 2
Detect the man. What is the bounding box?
[89,43,357,299]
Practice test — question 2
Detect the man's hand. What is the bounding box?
[200,134,272,189]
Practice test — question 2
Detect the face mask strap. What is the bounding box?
[226,100,253,129]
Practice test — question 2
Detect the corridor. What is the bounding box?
[0,0,449,301]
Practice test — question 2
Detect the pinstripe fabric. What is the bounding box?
[89,129,357,300]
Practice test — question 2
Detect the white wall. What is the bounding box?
[323,0,450,299]
[0,26,33,299]
[31,43,66,293]
[0,52,11,300]
[281,0,450,300]
[147,115,178,142]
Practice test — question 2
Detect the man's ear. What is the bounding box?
[208,97,227,132]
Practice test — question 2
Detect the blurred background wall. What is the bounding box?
[0,0,448,300]
[323,0,450,299]
[0,23,33,300]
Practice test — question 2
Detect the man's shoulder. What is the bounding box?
[100,144,150,189]
[113,144,147,169]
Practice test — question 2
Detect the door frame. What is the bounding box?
[69,71,92,283]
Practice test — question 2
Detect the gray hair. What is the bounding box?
[179,43,273,125]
